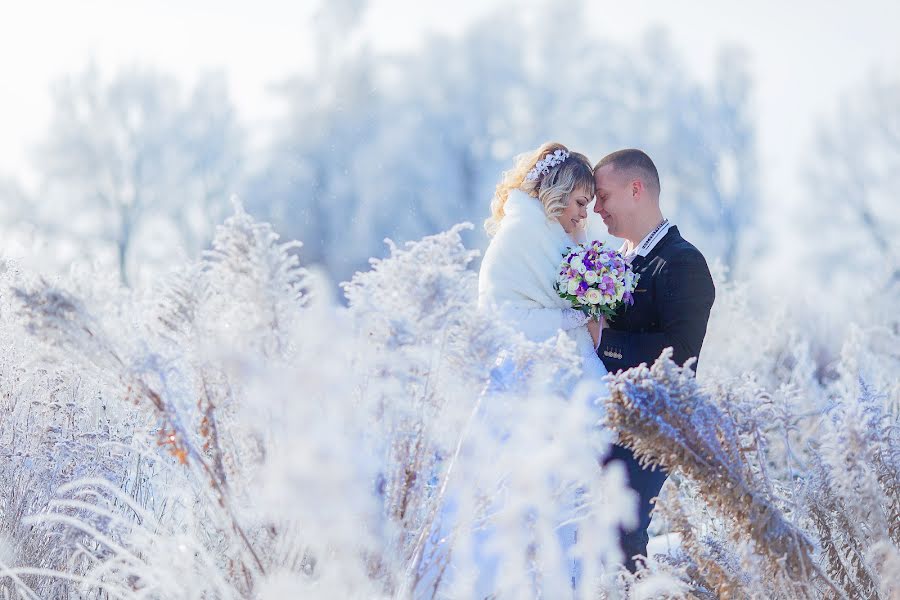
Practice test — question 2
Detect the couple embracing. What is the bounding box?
[478,143,716,574]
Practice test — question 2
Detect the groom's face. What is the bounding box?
[593,165,633,238]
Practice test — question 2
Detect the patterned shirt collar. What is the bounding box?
[619,219,673,258]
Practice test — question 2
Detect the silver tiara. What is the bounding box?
[525,149,569,182]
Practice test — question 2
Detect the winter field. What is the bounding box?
[0,205,898,599]
[1,2,899,598]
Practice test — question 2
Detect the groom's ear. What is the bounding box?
[631,179,644,200]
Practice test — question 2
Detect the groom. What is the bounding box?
[592,149,715,572]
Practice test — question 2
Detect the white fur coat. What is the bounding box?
[478,190,608,381]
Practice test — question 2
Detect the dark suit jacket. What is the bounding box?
[597,226,715,373]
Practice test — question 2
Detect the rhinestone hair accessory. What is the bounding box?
[525,149,569,182]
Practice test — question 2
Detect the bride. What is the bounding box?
[479,141,608,381]
[454,142,610,598]
[416,143,612,599]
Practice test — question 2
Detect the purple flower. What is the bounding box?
[576,280,589,296]
[598,275,615,295]
[623,291,634,305]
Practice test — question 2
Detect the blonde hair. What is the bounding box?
[485,142,595,236]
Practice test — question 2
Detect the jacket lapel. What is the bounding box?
[639,226,681,264]
[613,227,681,325]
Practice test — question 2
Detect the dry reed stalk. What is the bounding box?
[653,496,746,599]
[604,350,822,596]
[868,541,900,600]
[13,281,267,579]
[805,454,879,600]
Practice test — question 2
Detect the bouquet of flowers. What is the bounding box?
[555,240,639,321]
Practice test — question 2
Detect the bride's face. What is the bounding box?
[557,187,592,234]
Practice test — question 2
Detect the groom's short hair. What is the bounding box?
[594,149,661,197]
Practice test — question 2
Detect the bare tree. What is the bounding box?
[805,71,900,290]
[35,65,244,286]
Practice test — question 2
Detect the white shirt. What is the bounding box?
[620,219,673,261]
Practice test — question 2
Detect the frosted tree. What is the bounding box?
[0,177,25,217]
[310,0,368,74]
[660,44,758,274]
[34,65,244,286]
[249,0,758,286]
[0,178,28,250]
[241,0,372,278]
[245,53,383,278]
[804,70,900,293]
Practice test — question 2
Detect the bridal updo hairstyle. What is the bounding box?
[485,142,595,236]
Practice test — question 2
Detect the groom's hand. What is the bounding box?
[593,316,608,351]
[590,316,608,350]
[588,319,601,349]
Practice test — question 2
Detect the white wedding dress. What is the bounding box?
[478,189,609,383]
[417,191,609,599]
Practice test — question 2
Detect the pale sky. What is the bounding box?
[2,0,899,206]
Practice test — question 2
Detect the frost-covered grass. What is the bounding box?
[1,205,897,599]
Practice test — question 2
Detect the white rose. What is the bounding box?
[570,255,586,274]
[583,270,598,284]
[585,288,602,304]
[567,278,580,295]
